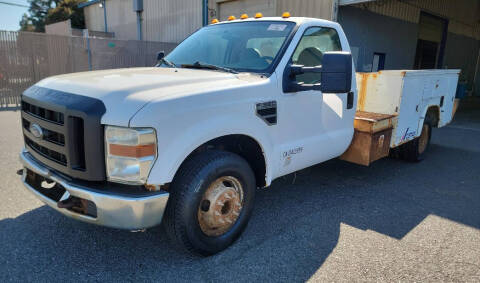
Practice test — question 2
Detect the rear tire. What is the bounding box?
[398,120,432,162]
[163,150,256,256]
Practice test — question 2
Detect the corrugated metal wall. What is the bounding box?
[276,0,334,20]
[341,0,480,95]
[85,0,202,43]
[84,0,479,42]
[143,0,202,43]
[208,0,334,21]
[84,0,336,42]
[211,0,275,21]
[354,0,480,40]
[85,4,105,32]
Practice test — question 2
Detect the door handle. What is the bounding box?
[347,92,354,109]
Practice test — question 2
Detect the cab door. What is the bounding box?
[274,25,355,177]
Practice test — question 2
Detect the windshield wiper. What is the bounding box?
[181,61,238,74]
[159,57,177,68]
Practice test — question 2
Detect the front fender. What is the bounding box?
[141,113,274,187]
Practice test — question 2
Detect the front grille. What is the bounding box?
[22,101,64,125]
[21,86,106,181]
[25,136,67,165]
[23,118,65,146]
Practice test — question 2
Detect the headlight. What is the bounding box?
[105,126,157,185]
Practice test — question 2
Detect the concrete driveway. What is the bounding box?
[0,101,479,282]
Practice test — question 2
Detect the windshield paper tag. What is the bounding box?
[267,24,287,31]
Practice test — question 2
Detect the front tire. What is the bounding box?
[163,150,256,256]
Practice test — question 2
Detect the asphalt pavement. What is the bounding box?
[0,100,479,282]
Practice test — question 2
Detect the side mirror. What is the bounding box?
[283,51,352,93]
[157,51,165,62]
[320,51,352,93]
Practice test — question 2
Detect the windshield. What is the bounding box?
[164,21,296,73]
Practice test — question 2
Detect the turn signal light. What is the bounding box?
[211,18,219,24]
[240,14,248,19]
[282,12,291,18]
[109,144,156,158]
[228,15,236,21]
[254,12,263,18]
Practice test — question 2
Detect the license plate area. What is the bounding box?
[25,169,66,202]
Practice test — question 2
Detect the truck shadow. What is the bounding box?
[0,139,479,281]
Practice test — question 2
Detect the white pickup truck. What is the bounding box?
[18,16,459,255]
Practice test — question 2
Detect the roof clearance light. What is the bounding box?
[254,12,263,18]
[240,14,248,19]
[228,15,236,21]
[211,18,219,24]
[282,12,291,18]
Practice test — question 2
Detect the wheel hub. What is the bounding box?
[198,176,243,237]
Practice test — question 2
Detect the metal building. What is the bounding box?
[79,0,480,96]
[338,0,480,96]
[80,0,203,43]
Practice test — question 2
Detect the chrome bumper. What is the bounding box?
[19,149,169,230]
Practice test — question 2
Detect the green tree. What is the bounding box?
[46,0,87,29]
[19,13,35,32]
[19,0,86,32]
[20,0,60,32]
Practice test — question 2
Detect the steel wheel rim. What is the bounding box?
[418,124,429,154]
[197,176,244,237]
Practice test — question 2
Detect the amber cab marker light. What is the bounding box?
[109,143,156,158]
[227,15,236,21]
[282,12,291,18]
[240,14,248,19]
[211,18,219,24]
[254,12,263,18]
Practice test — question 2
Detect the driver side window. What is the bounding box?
[291,27,342,84]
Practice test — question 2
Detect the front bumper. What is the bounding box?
[19,149,169,230]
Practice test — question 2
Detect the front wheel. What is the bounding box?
[163,150,256,256]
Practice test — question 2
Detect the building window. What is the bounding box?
[372,52,385,72]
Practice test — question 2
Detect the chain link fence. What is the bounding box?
[0,30,177,108]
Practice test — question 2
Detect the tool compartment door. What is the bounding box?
[393,75,424,146]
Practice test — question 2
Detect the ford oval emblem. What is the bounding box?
[29,123,44,139]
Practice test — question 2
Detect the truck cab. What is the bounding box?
[20,16,453,256]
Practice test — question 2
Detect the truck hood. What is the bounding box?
[36,67,262,126]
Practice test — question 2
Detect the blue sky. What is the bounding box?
[0,0,30,31]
